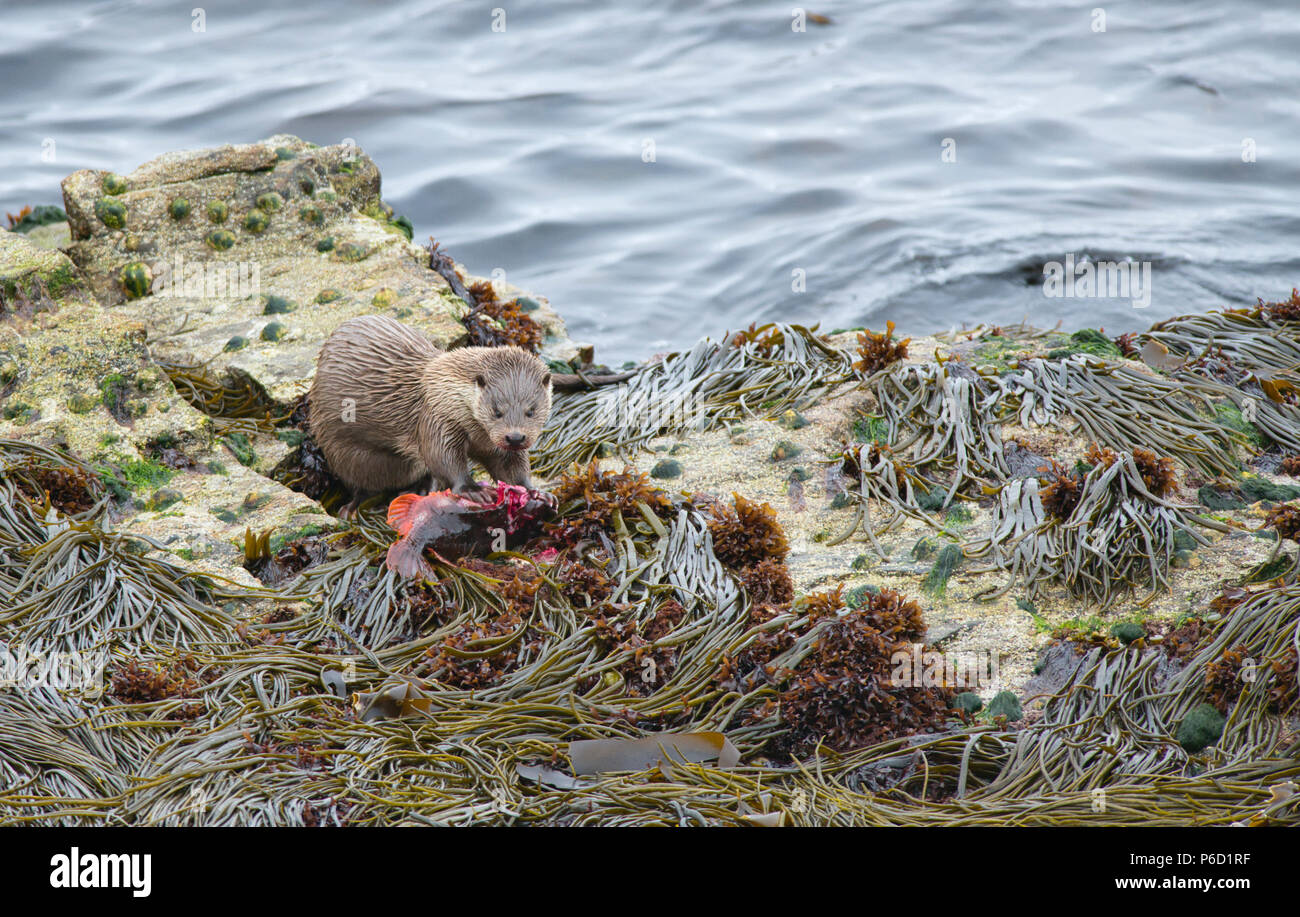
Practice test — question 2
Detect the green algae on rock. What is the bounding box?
[101,173,128,195]
[1177,703,1226,752]
[261,295,296,315]
[255,192,283,213]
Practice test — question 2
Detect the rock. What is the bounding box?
[926,621,974,646]
[650,459,682,479]
[58,135,574,403]
[1171,549,1198,568]
[1198,484,1245,511]
[770,440,801,462]
[8,135,577,587]
[777,409,809,430]
[1004,441,1050,479]
[0,229,80,310]
[146,488,184,511]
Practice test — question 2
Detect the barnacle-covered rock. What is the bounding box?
[60,135,573,402]
[0,229,321,583]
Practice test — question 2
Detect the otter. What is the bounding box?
[308,315,552,517]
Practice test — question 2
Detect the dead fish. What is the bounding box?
[385,482,557,577]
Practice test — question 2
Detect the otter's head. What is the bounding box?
[470,348,552,453]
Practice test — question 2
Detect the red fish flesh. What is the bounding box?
[385,482,558,577]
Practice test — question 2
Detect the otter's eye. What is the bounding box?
[493,410,503,420]
[525,409,534,418]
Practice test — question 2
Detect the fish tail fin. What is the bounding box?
[386,539,432,578]
[386,493,423,535]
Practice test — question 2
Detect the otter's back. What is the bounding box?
[309,315,441,448]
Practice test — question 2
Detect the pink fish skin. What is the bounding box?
[384,482,557,577]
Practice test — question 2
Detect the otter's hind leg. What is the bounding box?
[329,443,426,518]
[338,489,373,520]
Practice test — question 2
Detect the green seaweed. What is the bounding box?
[1176,703,1225,753]
[922,543,962,598]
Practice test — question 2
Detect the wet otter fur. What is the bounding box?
[308,315,552,517]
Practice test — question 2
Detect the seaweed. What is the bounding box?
[548,461,673,544]
[426,239,543,351]
[1038,459,1082,519]
[852,320,910,377]
[7,305,1300,827]
[157,358,289,429]
[109,656,208,720]
[1008,357,1240,478]
[531,322,853,477]
[970,449,1223,608]
[772,587,952,757]
[706,493,788,569]
[922,543,962,598]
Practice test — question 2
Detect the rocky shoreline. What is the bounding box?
[1,136,1297,826]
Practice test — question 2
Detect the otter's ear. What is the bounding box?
[541,372,551,387]
[474,374,486,388]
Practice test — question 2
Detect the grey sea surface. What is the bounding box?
[2,0,1298,360]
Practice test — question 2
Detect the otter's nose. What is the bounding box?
[505,432,526,447]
